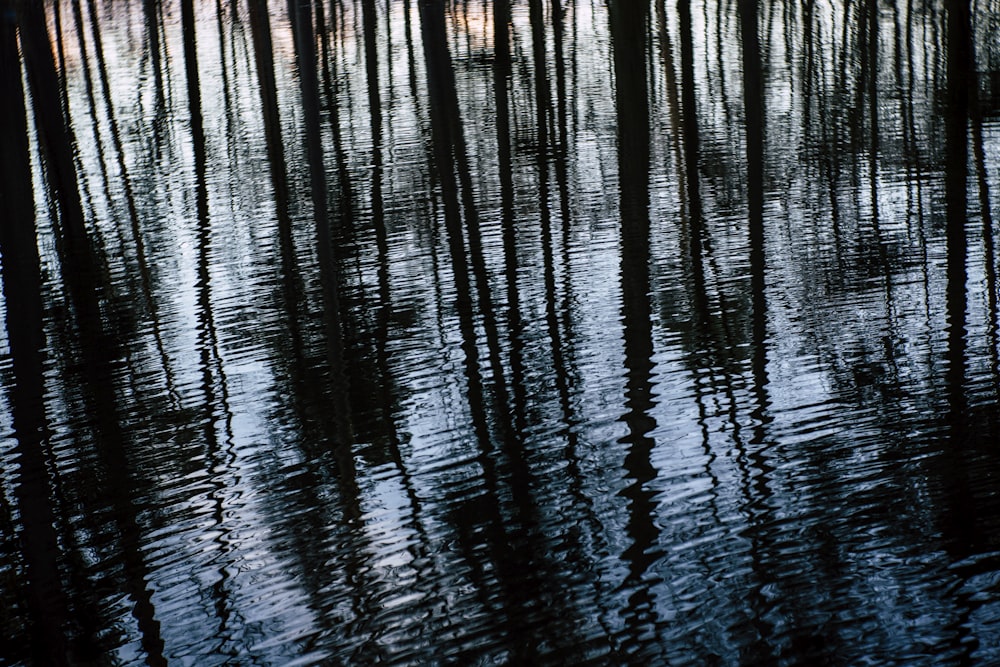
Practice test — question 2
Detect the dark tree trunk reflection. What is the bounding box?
[17,0,94,286]
[609,2,663,659]
[288,0,356,452]
[945,0,971,419]
[0,10,70,663]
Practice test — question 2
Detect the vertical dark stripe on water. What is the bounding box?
[361,0,422,524]
[180,0,205,170]
[247,0,296,276]
[180,0,240,643]
[939,0,979,562]
[527,0,614,654]
[403,0,420,106]
[862,0,896,345]
[246,0,311,418]
[609,1,662,659]
[552,0,579,392]
[418,0,509,411]
[656,0,685,210]
[66,271,169,666]
[893,0,917,235]
[360,0,402,451]
[449,31,509,411]
[493,0,514,290]
[676,0,717,399]
[0,10,69,664]
[530,0,569,453]
[867,0,884,248]
[741,0,766,397]
[70,0,114,227]
[16,4,131,659]
[945,0,971,419]
[285,8,369,585]
[802,0,815,136]
[17,0,93,273]
[214,0,237,165]
[416,28,503,627]
[551,0,569,149]
[509,0,554,543]
[488,5,591,653]
[178,0,211,344]
[821,4,845,260]
[245,2,370,635]
[968,30,1000,381]
[146,0,171,149]
[938,13,982,658]
[360,0,390,352]
[677,0,707,293]
[51,0,67,94]
[288,0,356,450]
[417,2,545,655]
[738,2,781,661]
[361,0,382,153]
[529,0,550,153]
[362,0,388,263]
[143,0,165,112]
[528,0,561,450]
[494,0,529,435]
[85,0,177,407]
[51,0,101,229]
[417,0,482,422]
[315,0,354,209]
[418,2,489,434]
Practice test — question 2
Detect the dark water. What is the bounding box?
[2,0,1000,664]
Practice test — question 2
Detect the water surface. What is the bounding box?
[2,0,1000,664]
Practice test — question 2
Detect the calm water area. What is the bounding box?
[2,0,1000,664]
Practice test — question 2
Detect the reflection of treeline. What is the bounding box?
[1,0,998,663]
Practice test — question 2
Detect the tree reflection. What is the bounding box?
[945,0,971,419]
[289,0,356,454]
[609,2,665,658]
[0,11,70,663]
[4,0,1000,663]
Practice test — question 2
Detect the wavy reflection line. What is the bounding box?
[516,2,617,655]
[18,3,131,657]
[893,0,936,369]
[316,0,355,212]
[53,0,101,226]
[69,0,113,241]
[938,3,981,661]
[609,1,666,659]
[19,0,95,286]
[945,0,970,422]
[180,0,245,651]
[969,43,1000,383]
[739,0,780,659]
[289,0,356,452]
[419,0,511,638]
[362,0,438,602]
[0,13,70,663]
[31,2,169,656]
[543,0,621,652]
[420,3,596,658]
[83,0,180,411]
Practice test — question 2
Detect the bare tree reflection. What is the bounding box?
[0,10,70,663]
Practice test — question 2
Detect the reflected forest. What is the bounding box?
[2,0,1000,664]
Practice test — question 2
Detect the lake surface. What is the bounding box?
[2,0,1000,664]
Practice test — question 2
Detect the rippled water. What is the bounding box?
[2,0,1000,664]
